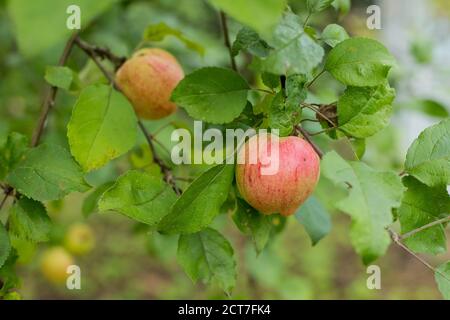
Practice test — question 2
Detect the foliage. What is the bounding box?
[0,0,449,300]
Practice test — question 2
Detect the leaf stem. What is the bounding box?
[306,69,325,89]
[219,11,238,72]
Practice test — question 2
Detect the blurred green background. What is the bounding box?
[0,0,449,299]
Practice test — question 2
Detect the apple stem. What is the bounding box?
[295,126,323,159]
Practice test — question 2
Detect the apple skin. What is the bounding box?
[236,135,320,216]
[116,48,184,119]
[64,223,95,256]
[40,247,74,284]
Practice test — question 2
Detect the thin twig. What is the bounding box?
[75,37,117,86]
[309,127,337,136]
[138,121,181,195]
[400,216,450,240]
[301,103,337,128]
[219,11,238,72]
[31,32,78,147]
[295,126,323,159]
[387,227,450,283]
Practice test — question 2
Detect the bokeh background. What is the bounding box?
[0,0,449,299]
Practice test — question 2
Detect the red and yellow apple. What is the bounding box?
[236,134,320,216]
[116,48,184,119]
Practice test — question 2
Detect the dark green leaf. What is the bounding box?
[233,198,273,254]
[0,132,28,180]
[307,0,334,13]
[325,37,396,86]
[258,13,324,75]
[177,227,236,294]
[337,82,395,138]
[399,177,449,255]
[158,164,234,234]
[6,144,90,202]
[295,196,332,245]
[231,27,271,57]
[405,118,450,187]
[321,151,404,264]
[99,170,177,226]
[172,67,250,124]
[0,223,11,269]
[82,181,115,217]
[9,197,52,243]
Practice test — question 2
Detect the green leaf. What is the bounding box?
[67,84,137,172]
[172,67,249,124]
[332,0,351,16]
[307,0,334,13]
[44,66,74,90]
[0,223,11,269]
[158,164,234,234]
[337,82,395,138]
[0,132,28,180]
[261,72,280,90]
[435,262,450,300]
[286,74,307,109]
[295,196,332,245]
[0,249,18,296]
[321,24,349,47]
[177,227,236,294]
[7,0,117,57]
[399,177,449,255]
[6,144,90,202]
[8,197,52,243]
[321,151,404,264]
[268,91,301,136]
[207,0,285,37]
[258,13,324,75]
[404,99,449,118]
[82,181,114,217]
[231,27,271,57]
[404,118,450,187]
[143,22,204,56]
[325,37,396,87]
[98,170,177,226]
[233,198,273,254]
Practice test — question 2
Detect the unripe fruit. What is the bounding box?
[236,134,320,216]
[116,48,184,119]
[64,223,95,256]
[40,247,74,284]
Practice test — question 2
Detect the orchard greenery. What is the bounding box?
[0,0,449,299]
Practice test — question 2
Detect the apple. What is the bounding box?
[64,223,95,256]
[116,48,184,119]
[40,247,74,284]
[235,134,320,216]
